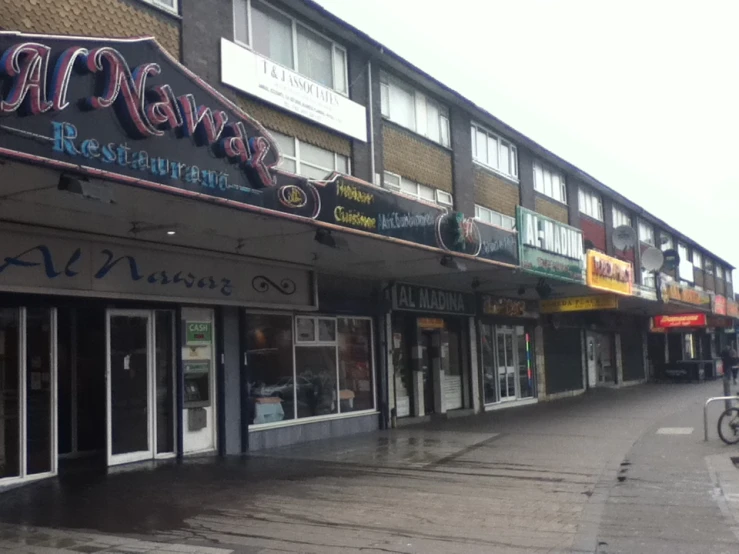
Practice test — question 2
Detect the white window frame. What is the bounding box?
[659,233,674,252]
[470,122,518,181]
[705,258,715,276]
[578,187,603,221]
[383,171,450,207]
[612,205,631,228]
[141,0,178,13]
[693,250,703,269]
[533,161,567,204]
[247,312,377,428]
[474,205,516,230]
[727,271,733,284]
[637,219,654,246]
[233,0,349,95]
[717,266,724,280]
[380,72,451,147]
[271,131,350,179]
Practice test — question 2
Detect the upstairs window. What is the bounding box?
[660,233,674,251]
[271,131,349,179]
[693,250,703,269]
[383,172,451,207]
[471,123,518,180]
[717,266,724,280]
[533,162,566,203]
[474,205,515,230]
[705,258,715,276]
[578,188,603,221]
[612,205,632,228]
[141,0,177,13]
[234,0,348,94]
[380,72,450,147]
[727,271,733,284]
[637,220,654,246]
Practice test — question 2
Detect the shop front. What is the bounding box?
[478,295,538,408]
[390,284,475,420]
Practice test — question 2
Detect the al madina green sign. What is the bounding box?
[516,206,585,283]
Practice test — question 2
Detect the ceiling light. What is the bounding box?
[167,230,176,236]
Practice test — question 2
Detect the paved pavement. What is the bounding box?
[0,382,737,553]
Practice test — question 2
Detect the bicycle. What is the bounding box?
[717,400,739,444]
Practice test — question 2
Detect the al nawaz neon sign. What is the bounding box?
[0,35,279,190]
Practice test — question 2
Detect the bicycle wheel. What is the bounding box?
[718,407,739,445]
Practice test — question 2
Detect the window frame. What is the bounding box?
[659,233,674,252]
[270,130,350,179]
[533,161,567,204]
[705,258,715,276]
[578,187,603,221]
[612,205,632,228]
[140,0,178,14]
[637,219,655,246]
[233,0,349,95]
[693,250,703,269]
[380,71,451,147]
[474,204,516,230]
[247,312,378,428]
[470,122,519,181]
[382,171,450,207]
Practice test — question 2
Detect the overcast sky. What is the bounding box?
[314,0,739,276]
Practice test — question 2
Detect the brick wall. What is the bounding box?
[535,196,569,224]
[1,0,181,59]
[382,124,453,193]
[236,97,351,157]
[473,167,519,217]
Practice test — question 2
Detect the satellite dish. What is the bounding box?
[613,226,637,250]
[662,249,680,271]
[641,247,665,272]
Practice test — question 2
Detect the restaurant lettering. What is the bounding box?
[0,40,278,188]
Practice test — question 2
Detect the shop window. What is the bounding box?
[247,314,375,425]
[474,205,515,230]
[470,122,518,180]
[380,72,450,147]
[234,0,348,94]
[270,131,349,179]
[578,187,603,221]
[0,309,20,478]
[533,161,566,203]
[612,205,631,228]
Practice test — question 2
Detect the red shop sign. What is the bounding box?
[653,314,707,329]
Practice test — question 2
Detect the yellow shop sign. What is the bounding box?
[586,251,633,295]
[540,295,619,313]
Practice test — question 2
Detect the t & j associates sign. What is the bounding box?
[516,206,584,283]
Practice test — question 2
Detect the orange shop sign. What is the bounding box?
[727,299,739,319]
[652,314,707,329]
[714,295,727,316]
[586,251,633,295]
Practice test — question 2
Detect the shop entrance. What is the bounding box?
[481,324,535,405]
[106,310,175,466]
[586,332,615,386]
[420,331,435,415]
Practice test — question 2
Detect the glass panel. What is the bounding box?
[544,171,553,197]
[295,346,337,417]
[336,155,349,174]
[269,130,295,157]
[440,115,450,147]
[251,0,294,68]
[481,324,497,404]
[338,318,373,412]
[26,308,52,475]
[505,333,515,397]
[380,81,389,116]
[333,47,347,93]
[299,164,330,180]
[297,25,333,87]
[400,180,417,196]
[533,164,543,192]
[389,82,415,129]
[247,314,294,424]
[517,327,534,398]
[418,185,435,202]
[110,315,149,456]
[318,319,336,342]
[0,309,19,478]
[234,0,249,44]
[487,135,498,168]
[496,331,507,398]
[426,101,440,143]
[296,317,315,342]
[155,311,174,454]
[499,142,510,175]
[278,158,297,174]
[476,130,487,164]
[300,142,335,171]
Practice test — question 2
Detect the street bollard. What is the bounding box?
[724,372,733,411]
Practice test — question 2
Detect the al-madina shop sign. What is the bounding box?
[517,207,585,283]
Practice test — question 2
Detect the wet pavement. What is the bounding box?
[0,382,737,553]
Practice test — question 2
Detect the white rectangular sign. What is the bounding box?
[221,39,367,142]
[0,230,316,308]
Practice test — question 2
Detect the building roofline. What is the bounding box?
[297,0,734,270]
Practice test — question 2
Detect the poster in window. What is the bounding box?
[296,317,315,342]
